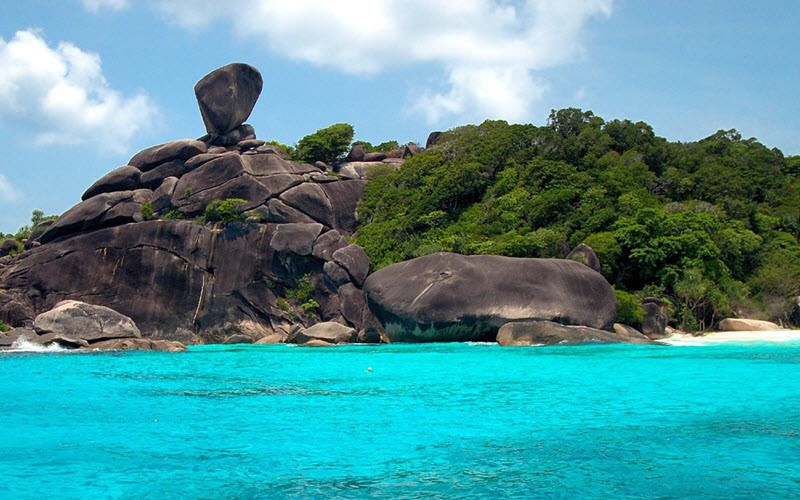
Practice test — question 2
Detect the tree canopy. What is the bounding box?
[356,109,800,329]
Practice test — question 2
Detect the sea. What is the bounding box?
[1,339,799,499]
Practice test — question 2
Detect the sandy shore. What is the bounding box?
[660,330,800,346]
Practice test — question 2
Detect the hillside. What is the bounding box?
[355,109,800,330]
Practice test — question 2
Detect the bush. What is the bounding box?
[294,123,354,164]
[141,202,153,221]
[615,288,644,326]
[163,210,184,221]
[0,320,10,332]
[198,198,247,225]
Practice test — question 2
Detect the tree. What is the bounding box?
[294,123,354,164]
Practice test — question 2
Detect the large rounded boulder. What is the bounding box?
[194,63,263,135]
[363,252,617,342]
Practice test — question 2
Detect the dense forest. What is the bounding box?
[354,109,800,330]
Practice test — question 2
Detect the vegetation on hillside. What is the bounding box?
[355,109,800,330]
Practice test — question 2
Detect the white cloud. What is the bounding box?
[0,29,159,154]
[80,0,130,13]
[0,173,22,203]
[156,0,611,124]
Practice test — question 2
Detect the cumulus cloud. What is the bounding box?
[0,173,22,203]
[80,0,130,13]
[156,0,611,124]
[0,29,159,153]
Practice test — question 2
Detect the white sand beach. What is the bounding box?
[660,330,800,346]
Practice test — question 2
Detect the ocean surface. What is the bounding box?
[2,340,800,499]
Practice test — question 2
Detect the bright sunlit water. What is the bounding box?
[2,341,800,498]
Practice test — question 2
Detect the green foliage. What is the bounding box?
[263,140,295,158]
[285,274,315,303]
[615,289,644,326]
[352,140,400,153]
[0,320,10,332]
[278,274,320,320]
[294,123,354,164]
[197,198,247,225]
[14,209,57,241]
[141,202,154,221]
[163,210,184,221]
[355,110,800,327]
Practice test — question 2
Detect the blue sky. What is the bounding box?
[1,0,798,233]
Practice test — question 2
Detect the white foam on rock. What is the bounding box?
[8,337,71,353]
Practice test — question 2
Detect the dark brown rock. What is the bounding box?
[222,334,254,344]
[0,238,19,257]
[238,139,265,151]
[269,223,324,255]
[332,245,370,287]
[290,321,356,344]
[140,160,191,190]
[0,327,37,347]
[312,230,348,261]
[39,190,149,244]
[364,252,617,342]
[280,183,334,227]
[363,152,387,162]
[89,338,186,351]
[33,300,141,341]
[641,298,669,339]
[426,131,442,148]
[318,180,365,233]
[194,63,263,135]
[324,261,350,287]
[566,243,601,273]
[402,143,422,158]
[129,140,207,172]
[345,144,365,162]
[497,320,652,346]
[82,166,141,200]
[338,283,366,328]
[151,177,179,213]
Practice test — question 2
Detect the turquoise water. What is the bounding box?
[2,342,800,499]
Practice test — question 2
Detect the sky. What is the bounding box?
[0,0,798,233]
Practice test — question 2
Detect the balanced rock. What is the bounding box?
[497,320,652,346]
[194,63,263,135]
[364,252,617,342]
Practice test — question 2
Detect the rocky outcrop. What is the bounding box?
[0,63,376,345]
[363,252,617,342]
[289,321,356,345]
[641,298,669,338]
[718,318,785,331]
[497,320,652,346]
[566,243,601,273]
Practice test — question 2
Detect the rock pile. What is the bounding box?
[0,63,378,347]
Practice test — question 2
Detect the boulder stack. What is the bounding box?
[0,63,376,345]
